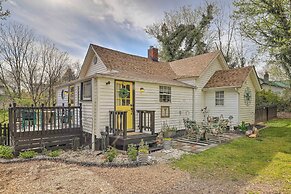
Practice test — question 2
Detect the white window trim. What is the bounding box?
[215,91,224,106]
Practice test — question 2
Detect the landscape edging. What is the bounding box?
[0,156,151,168]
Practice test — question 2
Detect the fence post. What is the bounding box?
[41,103,45,131]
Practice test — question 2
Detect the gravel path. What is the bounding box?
[0,160,261,194]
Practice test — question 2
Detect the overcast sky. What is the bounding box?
[3,0,239,63]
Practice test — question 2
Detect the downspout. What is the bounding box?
[91,77,97,151]
[192,87,195,120]
[235,87,240,125]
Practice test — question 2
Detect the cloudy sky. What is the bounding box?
[4,0,234,61]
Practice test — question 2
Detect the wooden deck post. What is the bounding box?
[123,112,127,138]
[151,111,155,135]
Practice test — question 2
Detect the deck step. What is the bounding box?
[149,145,163,153]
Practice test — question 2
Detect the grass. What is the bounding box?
[173,119,291,192]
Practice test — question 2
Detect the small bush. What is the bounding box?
[238,121,249,132]
[47,149,61,157]
[138,139,149,154]
[0,145,14,159]
[105,147,118,162]
[19,150,37,159]
[127,144,138,161]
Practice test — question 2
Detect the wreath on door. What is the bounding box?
[119,88,129,98]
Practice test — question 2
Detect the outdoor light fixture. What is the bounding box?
[106,81,111,85]
[140,87,145,93]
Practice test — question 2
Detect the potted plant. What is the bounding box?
[163,138,172,150]
[162,124,177,138]
[138,139,149,164]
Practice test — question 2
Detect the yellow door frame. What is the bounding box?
[114,80,135,131]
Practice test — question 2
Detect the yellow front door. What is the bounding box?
[115,81,134,129]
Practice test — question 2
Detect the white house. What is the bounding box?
[259,72,290,95]
[56,44,261,140]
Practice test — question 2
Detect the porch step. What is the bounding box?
[149,145,163,153]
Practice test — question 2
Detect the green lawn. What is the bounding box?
[173,119,291,192]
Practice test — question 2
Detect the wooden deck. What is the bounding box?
[109,132,157,150]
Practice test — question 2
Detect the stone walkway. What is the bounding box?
[150,133,242,163]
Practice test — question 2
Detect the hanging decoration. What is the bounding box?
[119,87,129,98]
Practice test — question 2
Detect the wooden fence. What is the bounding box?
[8,103,83,152]
[0,123,10,146]
[255,106,277,123]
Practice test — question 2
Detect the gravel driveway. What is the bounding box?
[0,161,266,194]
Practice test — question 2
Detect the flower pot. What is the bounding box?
[163,140,172,150]
[138,153,149,164]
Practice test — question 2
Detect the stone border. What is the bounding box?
[0,156,152,168]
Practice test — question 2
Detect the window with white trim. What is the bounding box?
[81,80,92,101]
[215,91,224,106]
[159,86,171,102]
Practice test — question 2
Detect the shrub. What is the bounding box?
[0,145,14,159]
[138,139,149,154]
[127,144,138,161]
[47,149,61,157]
[19,150,37,159]
[105,147,118,162]
[238,121,249,132]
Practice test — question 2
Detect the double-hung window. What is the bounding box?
[159,86,171,102]
[215,91,224,106]
[81,80,92,101]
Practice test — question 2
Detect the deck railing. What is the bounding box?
[8,103,83,152]
[0,123,10,146]
[109,111,127,137]
[108,110,156,138]
[137,110,155,135]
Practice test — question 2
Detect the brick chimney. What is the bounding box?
[148,46,158,62]
[264,72,269,83]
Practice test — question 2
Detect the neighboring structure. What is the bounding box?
[56,44,261,138]
[260,72,291,95]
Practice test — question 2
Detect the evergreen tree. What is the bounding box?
[145,4,215,62]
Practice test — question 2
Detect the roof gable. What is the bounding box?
[169,51,223,78]
[204,66,258,89]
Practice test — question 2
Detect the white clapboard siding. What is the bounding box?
[135,82,193,132]
[238,75,256,124]
[56,86,68,106]
[194,58,226,122]
[204,89,239,125]
[85,54,107,77]
[81,101,93,133]
[177,78,196,86]
[96,77,115,135]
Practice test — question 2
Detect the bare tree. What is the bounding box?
[41,41,70,105]
[22,41,48,105]
[0,23,71,105]
[0,23,35,99]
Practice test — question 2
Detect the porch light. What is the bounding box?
[106,81,111,85]
[140,87,145,93]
